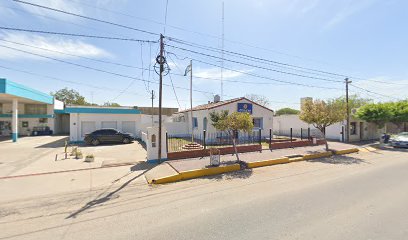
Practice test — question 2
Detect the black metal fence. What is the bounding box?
[167,130,262,153]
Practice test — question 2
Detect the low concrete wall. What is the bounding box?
[167,144,262,160]
[270,139,326,149]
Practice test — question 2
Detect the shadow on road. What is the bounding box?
[307,154,368,165]
[65,162,156,219]
[35,136,69,148]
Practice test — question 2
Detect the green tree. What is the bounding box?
[103,102,121,107]
[355,102,392,128]
[51,88,88,105]
[275,107,300,116]
[300,99,346,151]
[209,110,254,163]
[389,101,408,131]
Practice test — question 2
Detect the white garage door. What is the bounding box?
[101,121,117,129]
[81,121,96,138]
[122,121,136,135]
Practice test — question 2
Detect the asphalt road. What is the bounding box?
[1,149,408,240]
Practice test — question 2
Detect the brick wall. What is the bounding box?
[168,144,262,160]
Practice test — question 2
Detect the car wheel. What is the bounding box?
[123,137,130,144]
[91,139,100,146]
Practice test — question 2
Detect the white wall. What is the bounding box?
[174,99,274,138]
[69,113,141,141]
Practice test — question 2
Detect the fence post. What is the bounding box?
[300,128,303,140]
[308,127,310,140]
[203,130,206,150]
[290,128,293,142]
[341,126,345,142]
[269,128,272,150]
[165,132,168,153]
[258,129,262,145]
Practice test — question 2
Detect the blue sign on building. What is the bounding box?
[237,103,253,114]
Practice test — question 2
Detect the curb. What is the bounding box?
[333,148,359,155]
[150,164,240,184]
[147,149,360,185]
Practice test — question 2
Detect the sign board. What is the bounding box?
[237,103,253,114]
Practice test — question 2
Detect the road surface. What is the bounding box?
[1,149,407,240]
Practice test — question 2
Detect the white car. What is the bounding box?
[390,132,408,148]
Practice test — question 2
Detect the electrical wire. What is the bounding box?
[165,44,344,83]
[350,84,401,101]
[168,73,182,109]
[0,26,158,43]
[13,0,159,36]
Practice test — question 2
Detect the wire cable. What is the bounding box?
[0,26,158,43]
[13,0,159,36]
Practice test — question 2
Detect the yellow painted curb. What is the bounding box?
[247,157,290,168]
[180,164,241,180]
[150,174,182,184]
[334,148,359,155]
[303,151,333,160]
[289,157,304,162]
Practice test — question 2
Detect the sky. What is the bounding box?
[0,0,407,110]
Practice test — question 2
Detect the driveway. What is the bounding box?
[0,135,146,177]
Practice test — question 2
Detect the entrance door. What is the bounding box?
[101,121,117,130]
[81,121,96,138]
[360,122,364,140]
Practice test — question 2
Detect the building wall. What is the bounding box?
[69,113,141,141]
[172,99,274,138]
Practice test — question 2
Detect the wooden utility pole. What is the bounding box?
[158,34,164,162]
[345,78,352,143]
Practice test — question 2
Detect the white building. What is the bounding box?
[169,96,274,139]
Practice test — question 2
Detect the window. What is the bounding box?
[350,122,357,135]
[151,134,156,147]
[22,121,29,128]
[192,117,198,128]
[39,118,48,123]
[253,118,263,129]
[25,104,47,115]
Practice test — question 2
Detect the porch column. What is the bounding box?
[11,99,18,142]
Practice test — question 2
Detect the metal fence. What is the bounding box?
[167,130,262,153]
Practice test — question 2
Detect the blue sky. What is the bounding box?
[0,0,407,110]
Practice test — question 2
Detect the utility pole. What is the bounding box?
[151,90,155,127]
[345,78,352,143]
[158,34,164,162]
[190,60,193,143]
[220,1,224,101]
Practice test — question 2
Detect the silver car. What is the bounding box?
[390,132,408,148]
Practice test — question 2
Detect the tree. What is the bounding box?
[103,102,121,107]
[209,110,254,163]
[245,94,270,107]
[51,88,88,105]
[275,107,300,116]
[300,99,346,151]
[355,102,392,129]
[389,101,408,131]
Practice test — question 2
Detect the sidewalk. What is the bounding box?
[145,142,361,183]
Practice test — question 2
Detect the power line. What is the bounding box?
[13,0,159,36]
[168,73,182,109]
[165,44,344,83]
[0,44,227,97]
[0,26,158,43]
[167,52,343,90]
[350,84,400,100]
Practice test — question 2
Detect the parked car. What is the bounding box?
[390,132,408,148]
[31,126,53,136]
[84,129,134,146]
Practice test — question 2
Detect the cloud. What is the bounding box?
[324,0,377,29]
[0,33,111,60]
[17,0,84,21]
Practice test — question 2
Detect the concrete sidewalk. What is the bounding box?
[145,142,361,183]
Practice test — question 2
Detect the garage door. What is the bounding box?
[122,121,136,135]
[101,121,117,129]
[81,121,96,138]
